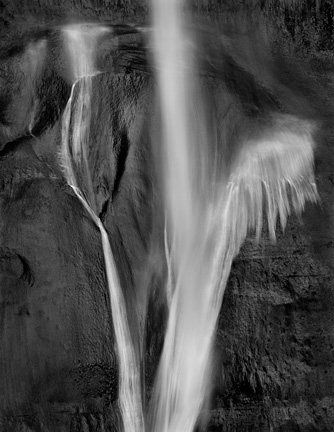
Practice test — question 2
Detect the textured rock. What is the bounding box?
[0,134,121,430]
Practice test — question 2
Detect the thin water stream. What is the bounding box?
[61,25,144,432]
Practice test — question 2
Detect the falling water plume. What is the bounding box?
[150,0,220,430]
[61,24,144,432]
[150,1,319,432]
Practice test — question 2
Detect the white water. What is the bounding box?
[150,1,319,432]
[58,15,320,432]
[61,24,144,432]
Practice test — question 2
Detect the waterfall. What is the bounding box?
[150,1,319,432]
[59,14,319,432]
[61,24,144,432]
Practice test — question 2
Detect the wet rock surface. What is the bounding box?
[0,2,334,431]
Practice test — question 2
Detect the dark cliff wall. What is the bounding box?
[0,1,334,431]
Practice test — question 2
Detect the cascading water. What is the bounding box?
[150,1,319,432]
[61,24,144,432]
[58,13,319,432]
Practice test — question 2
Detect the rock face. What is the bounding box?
[212,219,334,431]
[0,2,334,432]
[0,135,119,430]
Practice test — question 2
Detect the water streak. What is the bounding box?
[150,2,319,432]
[61,24,144,432]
